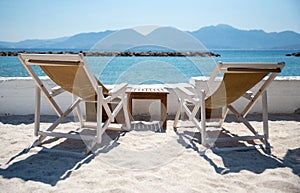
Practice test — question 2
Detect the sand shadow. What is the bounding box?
[283,148,300,177]
[203,149,285,175]
[175,128,287,175]
[0,114,75,125]
[225,113,300,122]
[0,130,123,186]
[0,150,89,186]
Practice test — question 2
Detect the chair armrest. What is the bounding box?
[108,83,128,94]
[177,85,195,97]
[175,85,196,102]
[243,91,254,100]
[50,86,65,97]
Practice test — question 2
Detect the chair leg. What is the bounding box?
[218,107,229,128]
[124,96,131,130]
[200,90,207,146]
[74,95,84,128]
[96,86,103,144]
[34,86,41,136]
[262,90,271,152]
[174,99,183,127]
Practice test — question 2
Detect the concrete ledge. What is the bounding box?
[0,76,299,116]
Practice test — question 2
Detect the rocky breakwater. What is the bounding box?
[286,52,300,57]
[0,51,221,57]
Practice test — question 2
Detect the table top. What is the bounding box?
[126,87,169,94]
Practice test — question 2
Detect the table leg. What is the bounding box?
[161,94,167,129]
[128,94,133,119]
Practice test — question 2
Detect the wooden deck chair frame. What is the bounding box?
[174,61,285,152]
[19,53,131,154]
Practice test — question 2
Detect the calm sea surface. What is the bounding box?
[0,50,299,84]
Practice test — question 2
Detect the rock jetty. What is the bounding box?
[0,51,221,57]
[286,52,300,57]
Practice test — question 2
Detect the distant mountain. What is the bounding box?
[145,27,204,51]
[0,30,114,49]
[190,24,300,49]
[1,24,300,50]
[91,28,146,51]
[54,31,114,49]
[92,27,204,51]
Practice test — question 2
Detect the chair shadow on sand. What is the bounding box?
[175,127,299,176]
[0,130,125,186]
[283,147,300,177]
[0,114,75,125]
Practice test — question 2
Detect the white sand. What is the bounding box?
[0,114,299,192]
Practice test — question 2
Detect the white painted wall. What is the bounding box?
[0,77,299,116]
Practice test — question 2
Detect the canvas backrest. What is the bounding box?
[205,62,284,109]
[20,53,109,101]
[205,72,268,109]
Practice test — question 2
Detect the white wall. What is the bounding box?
[0,77,299,116]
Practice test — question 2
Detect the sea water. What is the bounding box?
[0,50,299,84]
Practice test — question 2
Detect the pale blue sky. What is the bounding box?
[0,0,299,42]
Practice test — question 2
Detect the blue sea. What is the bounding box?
[0,49,299,84]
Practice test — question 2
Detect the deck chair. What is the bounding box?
[174,62,285,152]
[18,53,131,154]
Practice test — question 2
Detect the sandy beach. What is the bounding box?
[0,113,299,192]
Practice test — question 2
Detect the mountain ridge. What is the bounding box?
[190,24,300,49]
[1,24,300,50]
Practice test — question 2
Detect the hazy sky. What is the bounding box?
[0,0,299,42]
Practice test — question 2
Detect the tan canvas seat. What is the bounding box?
[19,53,130,154]
[174,62,285,152]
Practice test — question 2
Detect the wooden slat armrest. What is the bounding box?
[50,86,65,97]
[176,85,195,97]
[108,83,128,95]
[243,91,254,100]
